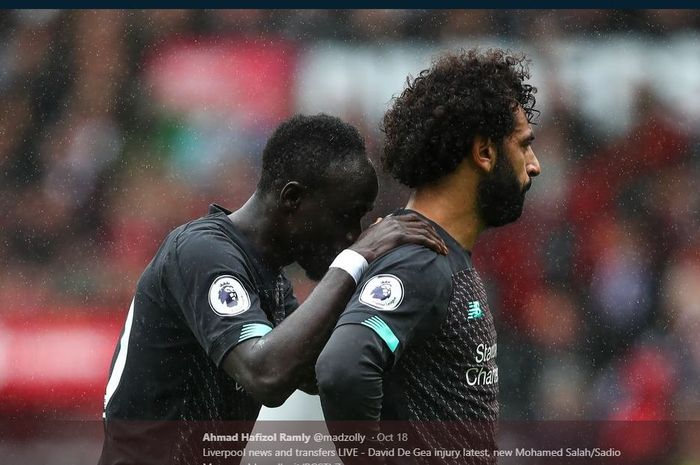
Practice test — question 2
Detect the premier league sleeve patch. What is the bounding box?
[359,274,404,311]
[208,275,251,316]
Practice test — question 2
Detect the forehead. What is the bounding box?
[318,163,377,209]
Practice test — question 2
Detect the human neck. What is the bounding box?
[405,170,485,251]
[227,191,292,271]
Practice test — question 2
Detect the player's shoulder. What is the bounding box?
[170,215,246,266]
[353,245,452,315]
[370,243,451,277]
[360,244,453,301]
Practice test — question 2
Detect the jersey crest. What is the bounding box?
[359,274,404,311]
[208,275,251,316]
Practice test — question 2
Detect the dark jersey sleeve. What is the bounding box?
[335,244,452,365]
[317,245,452,422]
[164,227,274,367]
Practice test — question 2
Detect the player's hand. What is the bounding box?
[349,213,448,263]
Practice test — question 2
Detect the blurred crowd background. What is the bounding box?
[1,9,699,464]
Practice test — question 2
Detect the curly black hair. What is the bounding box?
[382,48,537,188]
[258,113,368,194]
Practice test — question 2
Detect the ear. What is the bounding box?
[279,181,306,211]
[471,134,497,174]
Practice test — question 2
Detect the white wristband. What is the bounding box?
[329,249,369,285]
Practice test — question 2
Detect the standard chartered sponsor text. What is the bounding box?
[466,342,498,386]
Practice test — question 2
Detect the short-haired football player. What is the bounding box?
[99,114,447,465]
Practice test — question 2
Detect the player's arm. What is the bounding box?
[222,214,447,407]
[316,325,390,420]
[280,284,319,396]
[317,326,390,465]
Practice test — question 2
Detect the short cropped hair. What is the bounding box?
[258,114,368,193]
[382,48,537,188]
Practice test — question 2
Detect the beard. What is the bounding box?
[477,148,530,228]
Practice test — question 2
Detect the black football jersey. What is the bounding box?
[335,209,498,463]
[99,204,297,465]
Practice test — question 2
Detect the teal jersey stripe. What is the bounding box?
[361,316,399,353]
[238,323,272,343]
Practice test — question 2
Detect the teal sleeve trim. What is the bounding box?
[361,316,399,353]
[238,323,273,343]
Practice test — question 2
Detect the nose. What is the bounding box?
[527,150,541,177]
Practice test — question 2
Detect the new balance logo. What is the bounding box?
[467,301,483,319]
